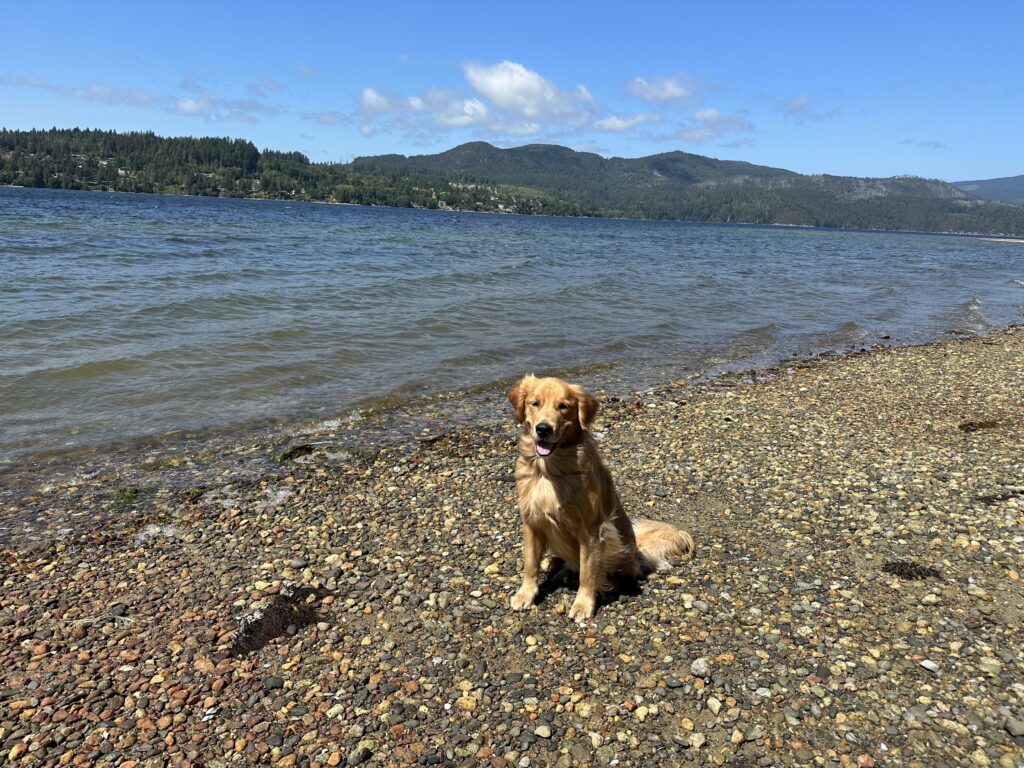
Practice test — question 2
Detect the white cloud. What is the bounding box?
[489,119,543,136]
[677,107,754,143]
[247,78,286,98]
[356,61,594,141]
[351,86,492,136]
[175,98,206,115]
[361,87,403,115]
[595,112,660,132]
[169,75,280,122]
[629,74,694,102]
[418,89,489,126]
[2,75,155,107]
[782,96,841,123]
[783,95,811,116]
[463,60,590,120]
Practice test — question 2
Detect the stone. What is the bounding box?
[689,658,710,677]
[347,747,373,766]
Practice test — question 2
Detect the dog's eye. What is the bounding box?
[558,402,570,411]
[530,400,540,407]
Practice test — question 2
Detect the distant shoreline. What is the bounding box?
[4,183,1024,240]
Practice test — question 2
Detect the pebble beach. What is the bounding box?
[2,327,1023,767]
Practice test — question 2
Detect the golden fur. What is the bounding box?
[507,374,695,622]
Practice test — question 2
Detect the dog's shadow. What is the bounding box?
[535,561,646,612]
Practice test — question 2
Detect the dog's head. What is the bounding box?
[508,375,599,457]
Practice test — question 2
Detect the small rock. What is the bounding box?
[744,724,764,742]
[1005,717,1024,737]
[689,658,710,677]
[919,660,939,673]
[970,748,991,767]
[347,747,372,766]
[265,675,285,689]
[534,725,552,739]
[706,696,722,715]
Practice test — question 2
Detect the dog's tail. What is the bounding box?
[633,518,695,572]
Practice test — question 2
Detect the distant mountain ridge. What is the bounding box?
[352,142,1024,234]
[954,174,1024,204]
[3,128,1024,235]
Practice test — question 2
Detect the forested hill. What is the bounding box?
[351,142,1024,235]
[0,128,590,215]
[4,128,1024,235]
[954,174,1024,204]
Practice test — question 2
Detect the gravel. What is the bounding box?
[2,327,1023,767]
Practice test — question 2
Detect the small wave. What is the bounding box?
[267,327,309,342]
[808,320,871,349]
[941,296,990,335]
[1012,279,1024,287]
[835,320,870,339]
[48,356,145,382]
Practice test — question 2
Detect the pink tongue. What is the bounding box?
[535,443,552,456]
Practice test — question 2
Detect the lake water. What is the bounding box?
[2,186,1022,467]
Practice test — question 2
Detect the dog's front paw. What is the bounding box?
[510,585,538,611]
[568,595,595,623]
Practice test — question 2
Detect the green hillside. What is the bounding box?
[352,142,1024,234]
[4,128,1024,235]
[954,174,1024,204]
[0,128,591,216]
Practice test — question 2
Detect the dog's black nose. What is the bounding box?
[535,422,553,438]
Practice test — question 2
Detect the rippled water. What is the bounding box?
[1,186,1022,465]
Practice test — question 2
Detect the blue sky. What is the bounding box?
[2,1,1021,181]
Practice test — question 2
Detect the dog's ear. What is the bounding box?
[573,386,599,431]
[508,375,534,423]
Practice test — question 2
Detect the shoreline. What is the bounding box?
[1,324,1019,549]
[1,326,1022,765]
[0,323,1000,549]
[7,183,1024,240]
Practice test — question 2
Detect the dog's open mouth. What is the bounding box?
[535,438,556,456]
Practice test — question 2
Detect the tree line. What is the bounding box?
[0,128,592,216]
[3,128,1023,235]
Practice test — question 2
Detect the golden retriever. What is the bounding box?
[507,374,694,622]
